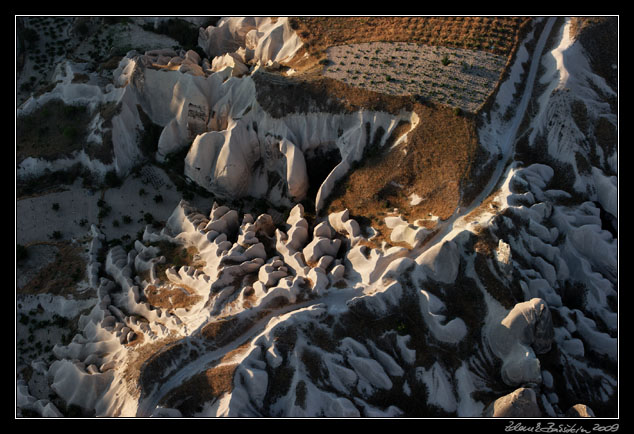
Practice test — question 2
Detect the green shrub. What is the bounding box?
[17,244,29,262]
[21,27,40,47]
[104,170,121,188]
[147,18,200,51]
[62,126,78,140]
[76,21,89,36]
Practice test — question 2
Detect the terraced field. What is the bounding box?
[323,42,507,112]
[292,16,529,58]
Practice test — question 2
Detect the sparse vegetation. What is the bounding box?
[18,242,87,296]
[17,244,29,262]
[326,101,479,228]
[142,18,202,53]
[290,17,528,65]
[16,100,91,165]
[321,41,506,113]
[105,170,122,188]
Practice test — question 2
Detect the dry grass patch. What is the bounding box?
[200,316,252,350]
[17,241,88,297]
[16,100,92,165]
[122,333,181,400]
[145,283,202,311]
[253,69,415,118]
[160,363,238,415]
[290,17,529,64]
[151,241,206,283]
[325,101,480,228]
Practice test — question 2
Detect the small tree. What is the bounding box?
[17,244,29,262]
[104,170,121,188]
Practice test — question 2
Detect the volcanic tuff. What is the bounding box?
[16,16,617,418]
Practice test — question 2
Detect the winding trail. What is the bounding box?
[133,18,558,417]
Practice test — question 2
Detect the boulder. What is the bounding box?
[566,404,595,418]
[488,298,554,386]
[484,387,541,417]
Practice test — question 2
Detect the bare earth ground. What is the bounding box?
[325,100,480,245]
[292,16,528,58]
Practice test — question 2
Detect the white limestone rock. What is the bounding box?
[419,290,467,344]
[303,237,342,264]
[415,240,460,284]
[487,298,554,386]
[416,362,457,413]
[278,139,309,201]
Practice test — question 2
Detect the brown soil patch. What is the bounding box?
[17,241,88,297]
[471,225,498,257]
[160,363,238,415]
[16,99,92,165]
[121,333,181,400]
[289,17,530,70]
[569,17,614,41]
[200,316,245,348]
[145,283,202,311]
[325,101,480,229]
[253,69,415,118]
[151,241,206,283]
